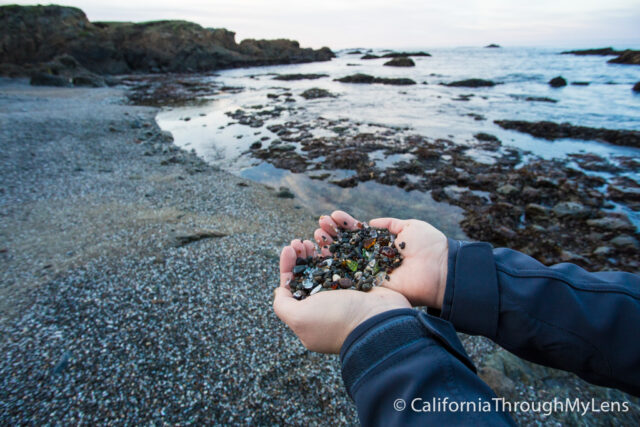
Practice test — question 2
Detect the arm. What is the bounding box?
[434,238,640,396]
[273,240,514,425]
[341,308,514,426]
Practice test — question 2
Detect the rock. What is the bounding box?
[607,50,640,65]
[484,44,501,48]
[525,96,557,103]
[380,51,431,58]
[300,88,335,99]
[496,184,519,196]
[383,57,415,67]
[478,366,515,396]
[608,185,640,201]
[493,120,640,148]
[549,76,567,87]
[72,74,106,87]
[334,74,416,86]
[250,141,262,149]
[0,5,335,74]
[525,203,549,218]
[593,246,612,256]
[361,54,379,60]
[273,73,328,81]
[587,216,634,231]
[275,187,295,198]
[633,82,640,92]
[521,186,540,201]
[552,201,589,218]
[174,229,226,246]
[474,133,500,142]
[445,79,496,88]
[560,250,590,264]
[561,47,621,56]
[610,235,639,250]
[30,72,72,87]
[443,185,469,201]
[571,81,590,86]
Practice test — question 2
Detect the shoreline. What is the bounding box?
[1,78,638,424]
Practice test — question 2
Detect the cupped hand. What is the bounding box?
[314,211,449,309]
[273,239,411,354]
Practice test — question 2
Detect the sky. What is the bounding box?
[4,0,640,49]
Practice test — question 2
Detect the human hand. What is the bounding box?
[273,239,411,354]
[314,211,448,309]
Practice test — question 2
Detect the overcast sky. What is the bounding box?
[5,0,640,49]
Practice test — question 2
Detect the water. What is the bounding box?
[157,47,640,235]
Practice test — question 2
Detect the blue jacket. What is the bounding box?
[340,239,640,426]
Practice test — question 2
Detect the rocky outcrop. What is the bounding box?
[484,44,501,48]
[300,88,335,99]
[633,82,640,92]
[608,50,640,65]
[383,57,415,67]
[494,120,640,148]
[0,5,334,75]
[334,73,416,85]
[445,79,496,87]
[549,76,567,87]
[380,51,431,58]
[561,47,621,55]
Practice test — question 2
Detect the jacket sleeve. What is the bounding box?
[340,308,515,426]
[432,238,640,396]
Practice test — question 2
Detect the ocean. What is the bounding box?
[156,47,640,236]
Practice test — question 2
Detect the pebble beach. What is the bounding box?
[1,77,639,425]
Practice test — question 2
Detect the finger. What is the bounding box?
[314,228,333,256]
[319,215,339,237]
[273,286,299,324]
[369,217,406,235]
[280,245,296,288]
[302,240,316,258]
[290,239,306,258]
[331,210,361,230]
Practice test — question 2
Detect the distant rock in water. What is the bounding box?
[335,73,416,86]
[608,50,640,65]
[548,76,567,87]
[380,51,431,58]
[510,95,558,103]
[361,54,379,60]
[485,44,501,48]
[273,73,328,81]
[494,120,640,148]
[571,81,590,86]
[300,88,335,99]
[633,82,640,93]
[445,79,496,88]
[561,47,621,55]
[0,4,335,75]
[346,50,363,55]
[383,57,415,67]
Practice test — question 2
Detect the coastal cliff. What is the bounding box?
[0,5,334,75]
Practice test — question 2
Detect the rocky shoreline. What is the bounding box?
[197,83,640,274]
[1,75,639,424]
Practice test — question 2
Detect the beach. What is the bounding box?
[1,78,639,425]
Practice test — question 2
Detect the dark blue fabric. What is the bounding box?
[339,240,640,425]
[440,240,640,396]
[340,309,514,426]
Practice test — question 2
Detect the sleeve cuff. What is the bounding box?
[436,239,500,338]
[340,308,475,398]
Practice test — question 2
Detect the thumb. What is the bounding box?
[273,286,299,325]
